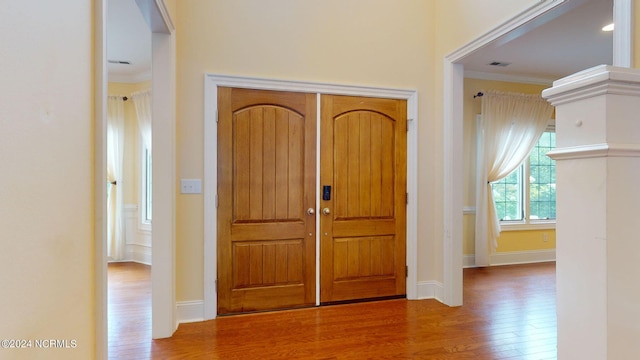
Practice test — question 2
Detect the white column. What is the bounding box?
[543,65,640,359]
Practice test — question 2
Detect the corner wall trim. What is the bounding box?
[416,281,444,302]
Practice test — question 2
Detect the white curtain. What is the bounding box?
[474,90,554,266]
[107,96,125,261]
[132,89,152,151]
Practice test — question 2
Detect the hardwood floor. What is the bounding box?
[108,262,151,359]
[108,262,556,359]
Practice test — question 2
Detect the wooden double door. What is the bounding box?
[217,87,407,314]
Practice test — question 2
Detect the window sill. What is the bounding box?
[500,221,556,231]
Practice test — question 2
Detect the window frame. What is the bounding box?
[491,121,556,231]
[139,135,152,232]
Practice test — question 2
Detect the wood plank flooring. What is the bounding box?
[108,262,556,359]
[108,262,151,359]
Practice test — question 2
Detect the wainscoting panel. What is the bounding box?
[124,204,152,265]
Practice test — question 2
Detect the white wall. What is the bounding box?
[171,0,545,308]
[0,2,95,359]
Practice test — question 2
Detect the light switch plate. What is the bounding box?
[181,179,202,194]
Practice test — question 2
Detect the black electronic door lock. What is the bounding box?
[322,185,331,201]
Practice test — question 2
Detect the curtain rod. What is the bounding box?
[473,92,484,98]
[123,96,128,101]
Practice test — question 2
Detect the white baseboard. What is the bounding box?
[416,281,444,302]
[126,244,152,265]
[177,300,205,324]
[463,255,476,268]
[464,249,556,268]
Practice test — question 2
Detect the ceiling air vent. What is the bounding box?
[488,61,511,67]
[108,60,131,65]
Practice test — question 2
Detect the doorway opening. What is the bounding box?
[443,0,630,306]
[203,75,420,319]
[98,0,176,357]
[105,0,153,355]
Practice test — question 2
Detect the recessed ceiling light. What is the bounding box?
[602,23,614,32]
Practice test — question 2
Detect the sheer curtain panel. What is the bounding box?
[132,89,152,151]
[474,90,554,266]
[107,96,125,261]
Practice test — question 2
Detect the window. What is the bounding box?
[491,128,556,225]
[141,146,152,223]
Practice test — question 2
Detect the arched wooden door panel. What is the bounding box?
[217,87,317,314]
[320,95,407,303]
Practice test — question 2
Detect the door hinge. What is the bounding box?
[406,265,408,278]
[407,118,413,131]
[216,109,219,123]
[406,192,409,205]
[215,279,218,293]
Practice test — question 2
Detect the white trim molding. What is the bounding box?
[548,143,640,161]
[95,1,108,358]
[463,206,476,215]
[445,0,569,62]
[135,0,174,34]
[204,74,419,320]
[490,249,556,266]
[108,70,152,84]
[463,255,476,268]
[464,70,555,86]
[543,65,640,106]
[416,281,444,302]
[464,250,556,268]
[613,0,633,68]
[147,0,176,340]
[176,301,205,324]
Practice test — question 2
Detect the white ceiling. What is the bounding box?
[106,0,614,84]
[107,0,151,83]
[462,0,613,83]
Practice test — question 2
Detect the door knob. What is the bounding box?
[322,207,331,216]
[307,208,315,216]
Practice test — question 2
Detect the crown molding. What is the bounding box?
[135,0,174,34]
[108,69,152,84]
[446,0,567,62]
[464,70,555,86]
